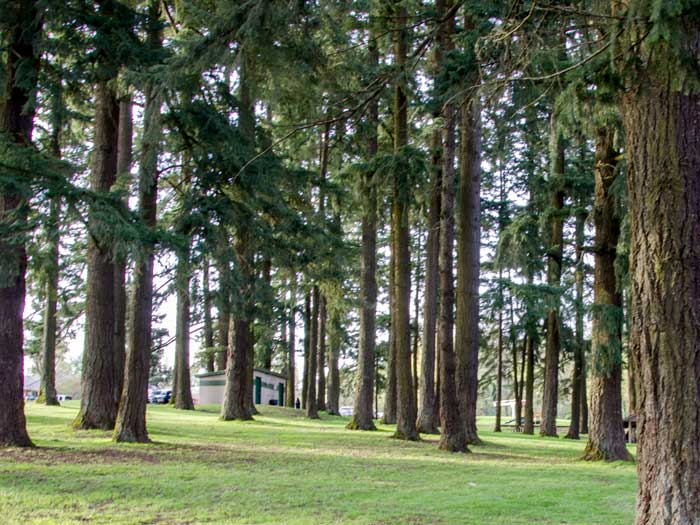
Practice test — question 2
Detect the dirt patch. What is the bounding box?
[0,446,160,465]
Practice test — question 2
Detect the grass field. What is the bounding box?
[0,402,636,524]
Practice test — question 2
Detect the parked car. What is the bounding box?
[57,394,72,401]
[152,389,172,404]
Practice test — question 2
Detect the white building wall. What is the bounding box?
[196,369,286,406]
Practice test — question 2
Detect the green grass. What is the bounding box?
[0,402,637,524]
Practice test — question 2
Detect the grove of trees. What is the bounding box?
[1,1,699,523]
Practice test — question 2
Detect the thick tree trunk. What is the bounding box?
[113,96,132,405]
[317,294,327,411]
[566,212,586,440]
[582,126,630,460]
[540,112,566,437]
[114,32,163,440]
[391,0,418,441]
[75,80,119,431]
[621,52,700,522]
[203,257,215,372]
[456,96,482,445]
[0,0,40,447]
[348,31,378,428]
[437,85,467,452]
[416,121,441,435]
[306,286,320,419]
[302,291,311,410]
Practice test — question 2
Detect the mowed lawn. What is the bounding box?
[0,402,636,525]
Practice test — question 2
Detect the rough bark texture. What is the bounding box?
[39,196,60,406]
[582,126,630,461]
[305,286,320,419]
[455,96,482,445]
[621,44,700,521]
[114,38,163,441]
[523,335,535,435]
[437,89,467,452]
[74,80,119,431]
[391,0,418,441]
[580,361,589,434]
[0,0,40,447]
[327,304,341,415]
[348,33,378,428]
[113,96,132,405]
[540,112,565,437]
[203,258,215,372]
[565,212,586,440]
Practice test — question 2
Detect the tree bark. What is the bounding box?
[565,211,586,440]
[348,25,378,429]
[523,335,535,435]
[494,273,503,432]
[540,112,565,437]
[215,239,230,372]
[580,360,588,434]
[416,120,441,435]
[306,286,320,419]
[285,281,297,408]
[456,96,482,445]
[382,249,397,425]
[114,19,163,440]
[391,0,418,441]
[317,294,327,411]
[173,247,194,410]
[327,302,341,415]
[203,257,215,372]
[113,96,132,406]
[582,126,630,460]
[0,0,40,447]
[74,80,119,431]
[302,291,311,409]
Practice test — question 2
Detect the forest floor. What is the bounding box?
[1,402,636,524]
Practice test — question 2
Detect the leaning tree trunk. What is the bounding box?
[456,95,482,446]
[74,80,120,431]
[566,211,586,440]
[114,31,163,441]
[416,72,442,436]
[0,0,40,447]
[306,286,320,419]
[621,37,700,520]
[113,96,132,405]
[390,0,418,441]
[583,126,630,461]
[540,112,565,438]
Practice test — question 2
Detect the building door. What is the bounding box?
[254,377,262,405]
[277,383,284,406]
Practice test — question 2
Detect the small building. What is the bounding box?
[196,368,286,406]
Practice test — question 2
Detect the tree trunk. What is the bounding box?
[566,211,586,440]
[0,0,40,447]
[581,126,630,460]
[302,291,311,409]
[348,26,378,429]
[523,335,535,435]
[38,102,62,407]
[416,126,440,435]
[327,303,341,415]
[113,96,132,406]
[203,257,215,372]
[456,96,482,445]
[74,80,119,431]
[391,0,418,441]
[509,288,522,432]
[382,249,397,425]
[215,240,230,372]
[494,274,503,432]
[114,22,163,440]
[317,294,327,411]
[173,248,194,410]
[306,286,320,419]
[540,112,566,437]
[285,281,297,408]
[580,360,589,434]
